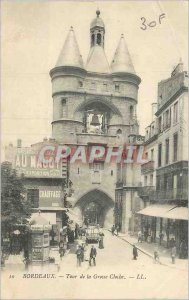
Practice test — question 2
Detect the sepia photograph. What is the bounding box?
[1,0,188,299]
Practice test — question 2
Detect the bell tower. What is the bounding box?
[49,11,142,232]
[90,9,105,48]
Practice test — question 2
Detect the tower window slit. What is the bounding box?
[130,105,134,119]
[62,99,67,118]
[97,33,101,45]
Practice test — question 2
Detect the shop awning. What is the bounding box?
[137,204,176,218]
[29,212,56,225]
[33,207,67,211]
[164,206,188,220]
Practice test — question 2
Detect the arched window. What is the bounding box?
[117,129,122,135]
[97,33,101,45]
[91,34,95,47]
[116,129,122,138]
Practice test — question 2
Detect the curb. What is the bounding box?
[107,229,187,271]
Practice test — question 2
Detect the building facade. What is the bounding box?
[138,61,188,254]
[5,10,143,233]
[49,10,142,230]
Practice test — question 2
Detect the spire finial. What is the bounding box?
[96,9,100,17]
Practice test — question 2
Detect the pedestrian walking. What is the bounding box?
[23,257,30,271]
[133,245,138,260]
[76,245,82,267]
[170,237,176,248]
[116,225,119,236]
[59,240,64,260]
[99,231,104,249]
[111,225,115,236]
[179,240,187,259]
[171,246,176,264]
[154,249,159,263]
[144,228,148,242]
[138,230,142,243]
[89,245,97,266]
[75,224,79,240]
[80,244,85,262]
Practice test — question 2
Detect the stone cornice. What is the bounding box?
[50,66,87,78]
[155,87,188,116]
[51,119,83,125]
[52,90,138,103]
[143,134,158,145]
[111,72,141,86]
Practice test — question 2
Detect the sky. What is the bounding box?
[1,0,188,156]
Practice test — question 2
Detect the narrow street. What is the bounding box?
[2,230,188,299]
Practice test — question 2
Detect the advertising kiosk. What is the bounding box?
[29,213,51,266]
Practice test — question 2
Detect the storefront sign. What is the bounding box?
[32,248,43,261]
[39,186,62,207]
[11,147,62,178]
[39,190,61,199]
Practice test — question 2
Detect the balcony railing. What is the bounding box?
[156,188,188,201]
[141,160,155,174]
[116,181,123,188]
[138,187,188,202]
[138,186,156,200]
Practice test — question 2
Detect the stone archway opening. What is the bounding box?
[75,189,114,228]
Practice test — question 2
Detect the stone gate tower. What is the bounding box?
[50,10,141,231]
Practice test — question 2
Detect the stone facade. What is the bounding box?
[138,61,188,251]
[49,10,142,229]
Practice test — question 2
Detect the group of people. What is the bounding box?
[111,225,120,236]
[75,226,104,267]
[76,244,97,267]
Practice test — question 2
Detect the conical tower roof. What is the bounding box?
[55,27,84,69]
[86,45,110,74]
[111,34,136,75]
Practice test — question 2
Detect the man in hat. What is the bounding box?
[89,245,97,266]
[133,245,138,260]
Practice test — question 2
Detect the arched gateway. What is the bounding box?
[74,189,114,228]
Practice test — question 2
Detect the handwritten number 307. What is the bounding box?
[140,14,166,30]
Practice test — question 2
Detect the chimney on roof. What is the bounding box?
[171,59,184,77]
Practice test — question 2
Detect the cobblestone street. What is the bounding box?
[2,230,188,299]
